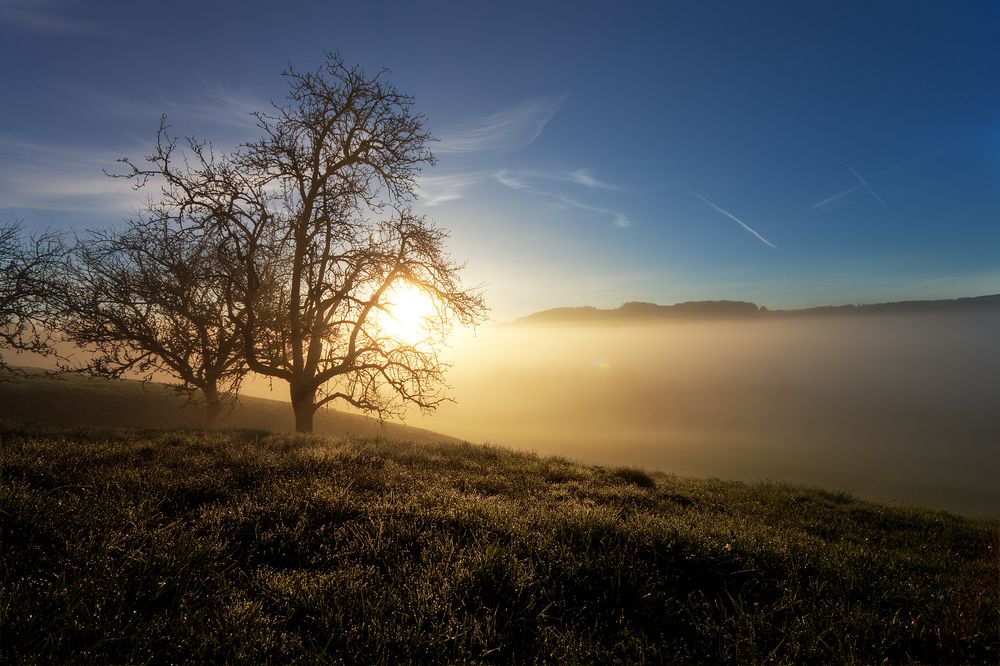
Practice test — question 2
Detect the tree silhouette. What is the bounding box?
[0,222,64,371]
[59,219,247,427]
[114,53,486,431]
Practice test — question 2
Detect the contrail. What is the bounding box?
[807,184,861,211]
[689,189,777,249]
[844,164,886,208]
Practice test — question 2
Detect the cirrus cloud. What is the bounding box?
[435,94,568,154]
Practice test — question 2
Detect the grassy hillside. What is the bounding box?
[1,422,996,663]
[0,367,456,444]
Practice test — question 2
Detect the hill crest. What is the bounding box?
[0,368,457,444]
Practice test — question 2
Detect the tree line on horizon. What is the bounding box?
[0,53,486,432]
[513,294,1000,325]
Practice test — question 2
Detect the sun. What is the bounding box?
[378,281,436,345]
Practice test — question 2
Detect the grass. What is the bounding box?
[1,421,997,664]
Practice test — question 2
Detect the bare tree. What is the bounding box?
[58,218,247,427]
[112,53,486,432]
[0,222,64,372]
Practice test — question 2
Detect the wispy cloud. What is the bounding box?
[435,95,567,154]
[569,169,620,190]
[492,167,623,191]
[688,189,777,249]
[77,85,264,135]
[497,169,631,228]
[0,136,146,214]
[1,80,273,216]
[0,0,97,34]
[1,81,272,218]
[415,171,489,206]
[520,168,622,190]
[496,170,531,193]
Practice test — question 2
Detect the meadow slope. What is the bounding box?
[0,368,455,444]
[1,422,996,663]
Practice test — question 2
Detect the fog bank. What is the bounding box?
[411,312,1000,517]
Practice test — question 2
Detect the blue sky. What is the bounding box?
[2,0,998,320]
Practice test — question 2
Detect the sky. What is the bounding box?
[2,0,998,322]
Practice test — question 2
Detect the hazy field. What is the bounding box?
[404,311,1000,517]
[10,309,998,517]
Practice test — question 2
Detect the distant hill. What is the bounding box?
[0,368,457,444]
[513,294,1000,325]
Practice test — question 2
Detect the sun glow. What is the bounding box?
[379,282,436,345]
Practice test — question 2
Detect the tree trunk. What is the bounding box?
[203,385,222,429]
[291,384,316,433]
